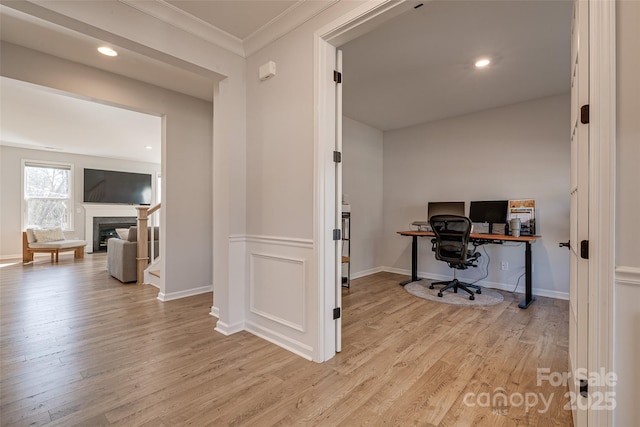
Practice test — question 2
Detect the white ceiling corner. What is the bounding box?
[118,0,245,57]
[120,0,340,58]
[243,0,340,57]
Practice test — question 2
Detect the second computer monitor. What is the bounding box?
[427,201,465,220]
[469,200,509,234]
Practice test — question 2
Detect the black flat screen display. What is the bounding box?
[469,200,509,224]
[84,168,152,205]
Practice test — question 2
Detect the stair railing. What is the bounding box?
[135,203,161,284]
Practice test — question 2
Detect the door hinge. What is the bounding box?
[333,229,342,241]
[333,70,342,83]
[580,104,589,124]
[579,379,588,398]
[333,151,342,163]
[580,240,589,259]
[333,307,341,319]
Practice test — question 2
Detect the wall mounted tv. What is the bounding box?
[84,168,152,205]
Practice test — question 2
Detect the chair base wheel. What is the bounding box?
[476,289,482,294]
[429,285,435,289]
[469,295,475,301]
[437,292,443,297]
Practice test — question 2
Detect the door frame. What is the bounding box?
[314,8,616,418]
[585,1,616,426]
[313,0,415,362]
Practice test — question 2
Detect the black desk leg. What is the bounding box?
[518,241,536,308]
[400,236,419,286]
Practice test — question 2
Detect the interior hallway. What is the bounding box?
[0,255,572,426]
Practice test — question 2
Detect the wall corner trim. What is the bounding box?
[615,266,640,286]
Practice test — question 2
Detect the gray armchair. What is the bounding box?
[107,226,159,283]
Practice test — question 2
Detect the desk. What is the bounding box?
[397,230,541,309]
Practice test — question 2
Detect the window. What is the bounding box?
[23,161,73,230]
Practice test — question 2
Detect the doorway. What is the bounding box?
[317,10,616,425]
[321,0,573,354]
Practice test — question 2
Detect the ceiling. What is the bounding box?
[165,0,301,40]
[0,0,572,161]
[341,0,572,131]
[0,77,162,164]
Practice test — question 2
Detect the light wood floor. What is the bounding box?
[1,254,573,426]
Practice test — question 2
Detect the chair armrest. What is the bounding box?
[106,238,138,282]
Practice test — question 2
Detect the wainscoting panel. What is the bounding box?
[241,235,316,360]
[614,266,640,425]
[250,253,306,331]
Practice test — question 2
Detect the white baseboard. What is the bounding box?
[157,285,213,302]
[210,305,220,318]
[350,266,385,280]
[380,266,569,300]
[214,319,244,336]
[244,320,313,361]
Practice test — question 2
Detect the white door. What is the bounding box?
[568,0,589,424]
[317,38,341,360]
[334,49,343,352]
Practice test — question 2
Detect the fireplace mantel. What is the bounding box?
[83,204,138,253]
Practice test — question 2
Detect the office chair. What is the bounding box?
[429,214,482,300]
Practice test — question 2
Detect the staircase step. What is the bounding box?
[149,270,160,278]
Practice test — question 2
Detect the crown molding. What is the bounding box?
[118,0,245,57]
[243,0,339,57]
[119,0,338,58]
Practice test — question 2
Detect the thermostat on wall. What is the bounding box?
[259,61,276,81]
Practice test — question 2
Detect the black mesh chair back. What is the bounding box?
[430,215,472,265]
[428,214,481,300]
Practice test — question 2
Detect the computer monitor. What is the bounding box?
[427,201,465,220]
[469,200,509,234]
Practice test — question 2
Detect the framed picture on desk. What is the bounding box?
[509,199,536,235]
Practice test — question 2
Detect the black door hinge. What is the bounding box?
[579,379,588,398]
[580,240,589,259]
[333,151,342,163]
[333,229,342,241]
[333,307,341,319]
[334,70,342,83]
[580,104,589,124]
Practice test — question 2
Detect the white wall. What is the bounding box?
[0,146,159,257]
[382,94,571,299]
[242,26,318,358]
[614,1,640,424]
[243,1,372,360]
[342,117,384,277]
[1,0,248,335]
[1,42,214,299]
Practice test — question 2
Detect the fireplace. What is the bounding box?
[93,216,137,253]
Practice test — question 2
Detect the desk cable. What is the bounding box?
[468,243,490,286]
[498,242,527,295]
[512,272,527,295]
[469,241,527,297]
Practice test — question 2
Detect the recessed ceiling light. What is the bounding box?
[145,145,153,150]
[475,58,491,68]
[98,46,118,57]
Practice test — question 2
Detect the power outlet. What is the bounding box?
[500,261,509,271]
